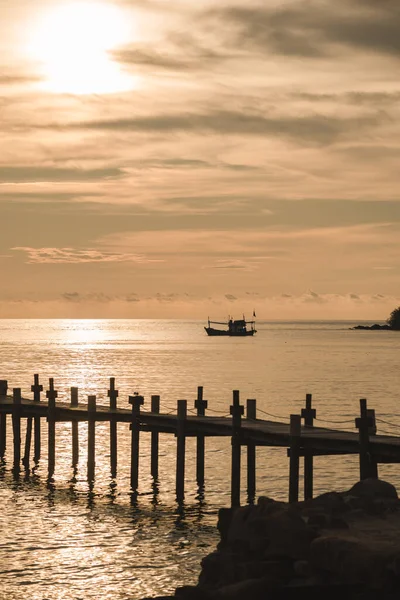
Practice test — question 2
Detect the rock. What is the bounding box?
[192,480,400,599]
[309,534,400,588]
[346,479,398,501]
[293,559,311,578]
[305,491,347,513]
[352,324,392,330]
[175,586,212,599]
[217,508,235,546]
[199,551,236,588]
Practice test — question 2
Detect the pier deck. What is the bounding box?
[1,376,400,505]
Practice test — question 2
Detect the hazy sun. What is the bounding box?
[30,1,134,94]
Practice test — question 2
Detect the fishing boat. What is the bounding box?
[204,316,257,336]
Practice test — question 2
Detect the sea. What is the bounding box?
[1,319,400,600]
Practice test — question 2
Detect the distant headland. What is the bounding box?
[352,306,400,330]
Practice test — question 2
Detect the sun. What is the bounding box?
[29,2,134,94]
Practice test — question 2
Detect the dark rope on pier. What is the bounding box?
[206,407,234,415]
[376,417,400,428]
[376,428,399,437]
[256,408,290,421]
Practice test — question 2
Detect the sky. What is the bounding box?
[1,0,399,319]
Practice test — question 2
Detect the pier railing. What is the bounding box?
[1,376,400,506]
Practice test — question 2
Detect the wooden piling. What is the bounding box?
[176,399,187,503]
[246,399,256,503]
[150,395,160,479]
[195,386,208,486]
[46,379,57,479]
[70,387,79,466]
[230,390,244,508]
[12,388,22,473]
[87,395,96,482]
[288,414,301,503]
[129,394,144,491]
[301,393,316,500]
[31,374,43,462]
[108,378,119,477]
[356,399,377,480]
[367,408,378,478]
[0,380,8,458]
[22,416,32,469]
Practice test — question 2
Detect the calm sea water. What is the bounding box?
[1,319,400,600]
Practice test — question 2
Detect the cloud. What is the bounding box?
[301,290,327,304]
[205,1,400,59]
[113,33,230,72]
[0,166,124,183]
[0,74,42,85]
[60,110,385,146]
[12,247,159,264]
[2,290,399,320]
[209,259,255,270]
[62,292,111,303]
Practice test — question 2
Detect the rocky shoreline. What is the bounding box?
[351,324,392,330]
[146,479,400,600]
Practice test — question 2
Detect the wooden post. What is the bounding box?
[355,399,376,480]
[301,393,316,500]
[46,378,57,479]
[129,394,144,491]
[176,399,187,503]
[195,386,208,486]
[230,390,244,508]
[108,378,119,477]
[12,388,22,474]
[0,380,8,458]
[31,374,43,462]
[22,417,32,470]
[288,414,301,503]
[246,398,256,504]
[367,408,378,478]
[70,387,79,466]
[367,408,377,435]
[151,395,160,479]
[87,395,96,482]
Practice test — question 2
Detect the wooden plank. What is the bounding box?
[0,380,7,458]
[22,417,33,469]
[301,394,316,500]
[46,379,57,479]
[87,395,96,482]
[12,388,22,475]
[108,378,118,478]
[150,395,160,479]
[289,414,301,503]
[129,395,144,491]
[195,386,207,487]
[246,399,256,504]
[176,400,187,503]
[31,374,43,462]
[230,390,244,508]
[70,387,79,466]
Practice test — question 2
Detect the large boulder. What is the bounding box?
[191,480,400,599]
[346,479,398,500]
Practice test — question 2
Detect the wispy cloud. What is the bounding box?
[0,166,124,183]
[53,110,385,147]
[204,1,400,59]
[12,247,161,264]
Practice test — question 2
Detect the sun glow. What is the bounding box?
[30,2,134,94]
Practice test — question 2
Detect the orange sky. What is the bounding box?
[1,0,399,319]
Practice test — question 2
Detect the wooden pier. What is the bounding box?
[1,376,400,506]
